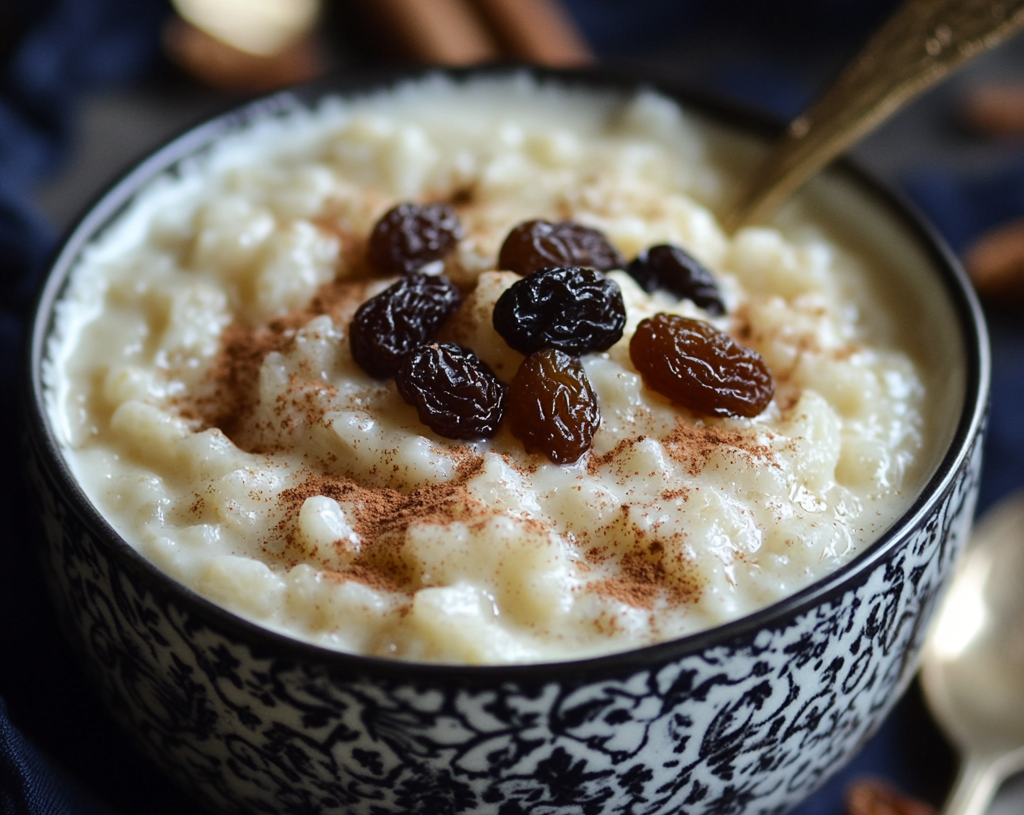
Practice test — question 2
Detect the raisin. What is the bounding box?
[395,343,507,440]
[498,219,625,277]
[492,266,626,356]
[507,349,600,464]
[367,202,464,276]
[627,244,726,315]
[845,779,936,815]
[350,274,461,379]
[630,313,774,418]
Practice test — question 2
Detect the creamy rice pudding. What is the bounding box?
[44,75,932,664]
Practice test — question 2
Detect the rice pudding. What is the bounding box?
[44,74,932,664]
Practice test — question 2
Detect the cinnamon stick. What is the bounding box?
[468,0,593,65]
[352,0,501,65]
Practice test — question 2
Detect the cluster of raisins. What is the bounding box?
[349,204,774,461]
[351,203,506,441]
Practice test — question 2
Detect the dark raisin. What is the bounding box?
[367,202,464,276]
[350,274,461,379]
[629,313,774,418]
[498,219,625,277]
[492,266,626,356]
[627,244,726,315]
[395,343,507,440]
[507,349,600,464]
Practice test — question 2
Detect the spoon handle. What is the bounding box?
[724,0,1024,232]
[942,754,1004,815]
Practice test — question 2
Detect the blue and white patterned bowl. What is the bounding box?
[23,67,989,815]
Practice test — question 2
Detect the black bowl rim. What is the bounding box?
[24,62,991,687]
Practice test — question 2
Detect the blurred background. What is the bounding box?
[4,1,1024,813]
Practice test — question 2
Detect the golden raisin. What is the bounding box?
[845,779,936,815]
[630,313,773,418]
[507,349,600,464]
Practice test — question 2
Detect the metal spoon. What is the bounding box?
[921,490,1024,815]
[724,0,1024,233]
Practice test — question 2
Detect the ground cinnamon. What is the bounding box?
[275,452,489,591]
[187,277,372,440]
[662,418,775,476]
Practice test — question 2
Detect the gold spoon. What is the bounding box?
[921,491,1024,815]
[724,0,1024,233]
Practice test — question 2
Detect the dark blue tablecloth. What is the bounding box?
[2,2,1021,813]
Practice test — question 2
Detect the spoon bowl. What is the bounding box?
[922,491,1024,814]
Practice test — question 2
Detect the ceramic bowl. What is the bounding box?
[23,66,989,815]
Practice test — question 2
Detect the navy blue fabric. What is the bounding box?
[0,698,113,815]
[2,1,1022,813]
[904,163,1024,520]
[0,2,186,814]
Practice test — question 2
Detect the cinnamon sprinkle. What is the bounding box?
[183,277,372,441]
[276,457,488,591]
[587,543,701,610]
[311,221,371,281]
[589,577,660,609]
[661,418,775,476]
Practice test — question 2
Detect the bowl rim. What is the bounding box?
[24,63,991,686]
